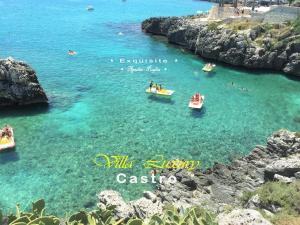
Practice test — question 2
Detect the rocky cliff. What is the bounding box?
[98,130,300,223]
[0,58,48,107]
[141,16,300,76]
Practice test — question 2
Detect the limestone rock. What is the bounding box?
[142,16,300,76]
[0,57,48,106]
[218,209,272,225]
[97,190,134,219]
[274,174,296,183]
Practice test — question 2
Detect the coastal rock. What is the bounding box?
[131,197,163,219]
[245,194,261,209]
[155,130,300,211]
[97,190,162,219]
[97,130,300,219]
[283,53,300,76]
[265,154,300,180]
[273,174,295,183]
[0,57,48,106]
[217,209,272,225]
[97,190,134,219]
[142,16,300,76]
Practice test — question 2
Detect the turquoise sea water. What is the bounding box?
[0,0,299,215]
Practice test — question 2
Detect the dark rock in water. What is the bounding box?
[0,57,48,107]
[142,16,300,76]
[294,116,300,123]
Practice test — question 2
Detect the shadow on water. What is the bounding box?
[285,74,300,82]
[190,107,206,118]
[147,95,175,105]
[0,103,50,118]
[205,71,216,78]
[0,148,19,164]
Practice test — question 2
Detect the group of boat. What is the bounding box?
[146,83,204,110]
[146,63,215,109]
[0,125,15,152]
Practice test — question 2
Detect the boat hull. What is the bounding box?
[202,64,215,72]
[146,88,175,96]
[189,96,205,109]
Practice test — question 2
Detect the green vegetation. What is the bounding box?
[223,17,300,50]
[224,19,261,31]
[288,0,295,6]
[207,22,221,31]
[241,181,300,225]
[1,200,218,225]
[293,16,300,34]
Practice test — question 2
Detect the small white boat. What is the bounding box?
[0,126,15,151]
[189,93,205,109]
[202,63,216,72]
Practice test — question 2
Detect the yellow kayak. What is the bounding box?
[146,88,175,96]
[202,64,215,72]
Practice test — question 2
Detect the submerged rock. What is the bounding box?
[0,57,48,106]
[142,16,300,76]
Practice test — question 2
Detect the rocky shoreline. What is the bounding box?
[141,16,300,76]
[98,130,300,224]
[0,58,48,107]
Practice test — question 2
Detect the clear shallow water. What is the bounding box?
[0,0,299,215]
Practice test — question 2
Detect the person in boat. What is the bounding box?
[0,130,4,138]
[191,96,195,102]
[68,50,76,55]
[159,84,162,91]
[149,81,153,90]
[155,84,160,91]
[3,125,11,137]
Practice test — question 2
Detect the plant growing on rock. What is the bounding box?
[1,200,218,225]
[242,181,300,224]
[148,205,218,225]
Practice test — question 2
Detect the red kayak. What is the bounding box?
[0,126,15,151]
[189,93,205,109]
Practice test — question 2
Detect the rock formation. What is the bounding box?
[141,16,300,76]
[217,209,272,225]
[98,130,300,220]
[156,130,300,211]
[0,57,48,107]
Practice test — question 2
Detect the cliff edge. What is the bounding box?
[142,16,300,76]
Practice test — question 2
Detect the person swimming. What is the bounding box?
[68,50,77,55]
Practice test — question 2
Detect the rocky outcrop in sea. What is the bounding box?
[98,130,300,224]
[141,16,300,76]
[0,57,48,107]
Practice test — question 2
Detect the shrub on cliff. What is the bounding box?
[293,16,300,34]
[257,182,300,215]
[242,181,300,224]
